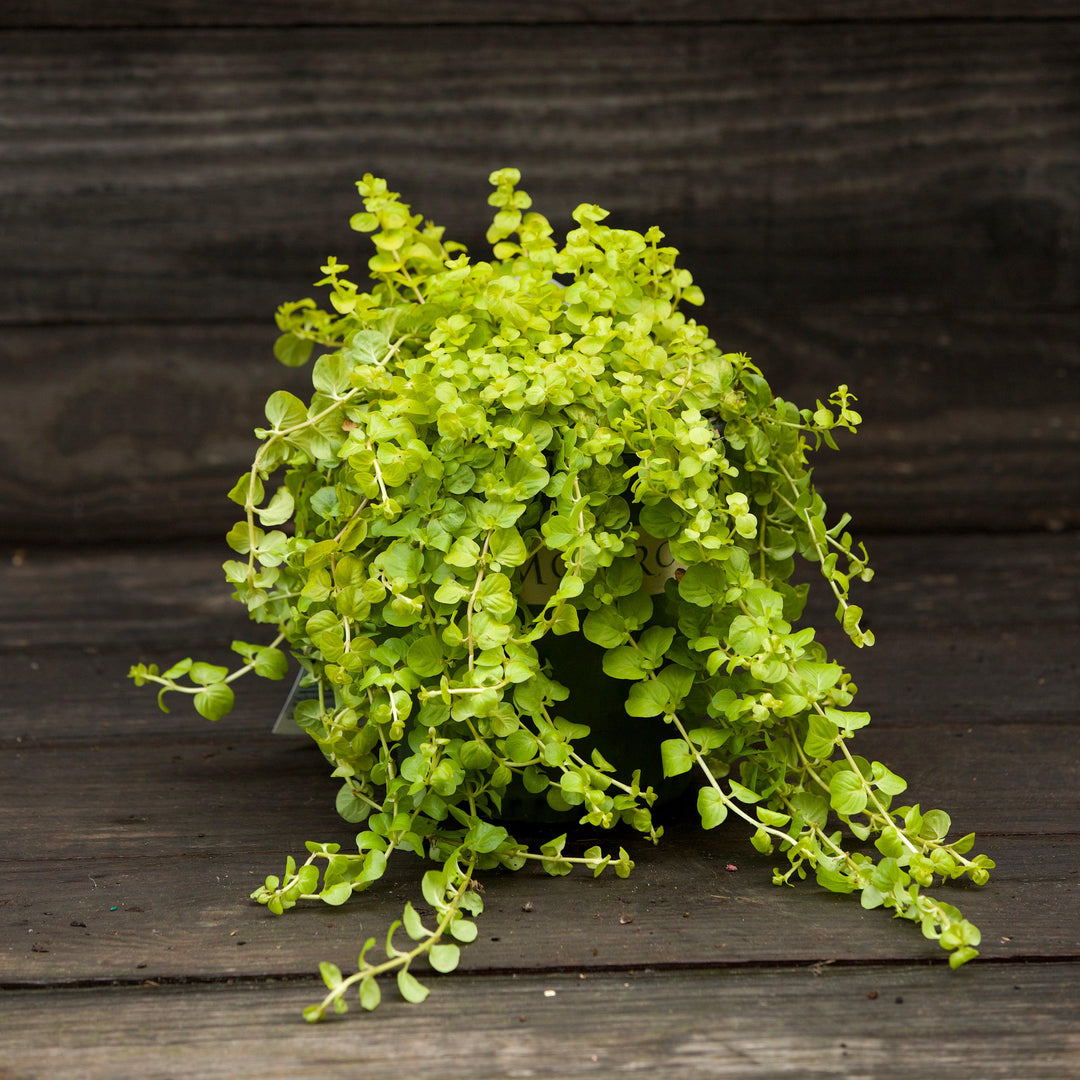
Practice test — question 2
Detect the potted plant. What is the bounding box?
[131,168,993,1020]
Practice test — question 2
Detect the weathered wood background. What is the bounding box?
[1,2,1077,542]
[2,7,1079,1077]
[3,532,1078,1077]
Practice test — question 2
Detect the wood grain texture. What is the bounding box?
[2,720,1072,865]
[1,4,1076,1065]
[1,543,1075,983]
[4,2,1078,29]
[2,22,1077,325]
[2,964,1078,1080]
[1,534,1076,745]
[1,309,1077,541]
[4,835,1076,987]
[0,324,312,544]
[2,534,1075,650]
[2,18,1077,538]
[0,539,1075,1070]
[4,622,1077,749]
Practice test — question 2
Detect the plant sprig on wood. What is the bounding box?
[131,168,992,1018]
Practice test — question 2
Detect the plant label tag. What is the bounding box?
[272,671,316,735]
[519,527,681,605]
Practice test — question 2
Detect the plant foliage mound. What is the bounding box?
[131,168,992,1020]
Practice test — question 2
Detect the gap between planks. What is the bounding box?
[1,963,1078,1080]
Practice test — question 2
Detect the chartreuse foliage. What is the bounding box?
[130,168,992,1019]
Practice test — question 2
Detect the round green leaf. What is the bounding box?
[253,646,289,680]
[428,943,461,973]
[193,682,235,721]
[448,917,478,943]
[660,738,694,778]
[397,969,430,1004]
[697,787,728,830]
[359,976,381,1011]
[828,770,868,816]
[273,333,314,368]
[625,680,669,718]
[320,881,354,906]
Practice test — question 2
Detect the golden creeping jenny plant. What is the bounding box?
[131,168,993,1020]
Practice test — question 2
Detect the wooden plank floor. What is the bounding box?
[1,534,1078,1078]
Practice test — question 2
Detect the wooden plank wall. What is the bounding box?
[1,2,1077,543]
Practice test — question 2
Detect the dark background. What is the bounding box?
[2,2,1077,544]
[2,10,1079,1071]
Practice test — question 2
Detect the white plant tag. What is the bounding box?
[519,528,681,605]
[272,671,317,736]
